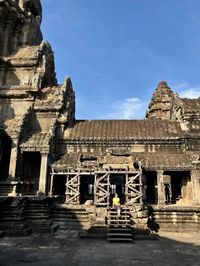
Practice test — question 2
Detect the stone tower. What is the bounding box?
[0,0,75,195]
[146,81,179,120]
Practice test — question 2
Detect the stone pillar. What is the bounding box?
[12,26,20,52]
[157,170,165,205]
[2,20,14,56]
[0,22,4,56]
[38,153,49,194]
[0,56,7,86]
[19,0,25,10]
[8,140,18,179]
[191,169,200,205]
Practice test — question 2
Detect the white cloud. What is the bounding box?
[173,82,187,90]
[178,88,200,99]
[173,82,200,99]
[105,97,146,119]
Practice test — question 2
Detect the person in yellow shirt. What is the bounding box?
[112,193,121,217]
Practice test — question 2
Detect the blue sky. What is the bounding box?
[41,0,200,119]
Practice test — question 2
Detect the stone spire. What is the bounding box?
[146,81,176,120]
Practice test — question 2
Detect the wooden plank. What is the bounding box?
[52,170,140,175]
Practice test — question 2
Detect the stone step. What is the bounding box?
[109,210,130,214]
[0,231,5,237]
[0,217,25,222]
[53,218,89,224]
[25,208,50,212]
[109,213,130,216]
[0,222,29,230]
[24,208,50,211]
[0,211,24,215]
[153,215,200,219]
[107,237,133,242]
[29,219,54,225]
[56,221,90,226]
[109,207,130,210]
[107,228,132,233]
[4,228,32,237]
[108,226,131,229]
[57,222,90,229]
[52,210,88,215]
[107,232,132,237]
[51,206,90,230]
[154,220,200,224]
[54,219,89,225]
[52,217,89,221]
[108,216,130,219]
[52,206,88,212]
[52,213,88,217]
[25,215,51,219]
[26,203,50,206]
[59,225,82,229]
[107,219,130,223]
[29,223,59,233]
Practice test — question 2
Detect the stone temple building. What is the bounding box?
[0,0,200,237]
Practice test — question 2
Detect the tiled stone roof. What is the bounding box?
[53,153,82,170]
[181,98,200,111]
[20,132,51,150]
[2,116,24,137]
[64,120,183,141]
[53,152,194,171]
[137,153,194,170]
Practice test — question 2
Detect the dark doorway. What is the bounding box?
[165,171,191,204]
[0,135,12,181]
[145,171,157,204]
[110,175,125,205]
[52,175,66,197]
[22,152,41,193]
[80,175,94,204]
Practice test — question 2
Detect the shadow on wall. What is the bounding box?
[0,197,85,236]
[0,99,15,121]
[147,206,160,232]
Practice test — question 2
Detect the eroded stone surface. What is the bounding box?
[0,232,200,266]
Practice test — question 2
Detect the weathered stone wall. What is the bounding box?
[150,206,200,232]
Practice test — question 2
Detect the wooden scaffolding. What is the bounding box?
[50,170,143,206]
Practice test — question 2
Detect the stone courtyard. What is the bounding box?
[0,1,200,262]
[0,231,200,266]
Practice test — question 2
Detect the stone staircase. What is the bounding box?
[51,204,90,230]
[24,198,58,233]
[149,206,200,232]
[107,207,133,242]
[0,198,31,236]
[0,182,16,196]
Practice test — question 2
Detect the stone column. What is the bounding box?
[0,22,4,56]
[2,20,14,56]
[12,26,20,52]
[191,169,200,205]
[8,139,18,179]
[0,57,6,87]
[157,170,165,205]
[38,153,49,194]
